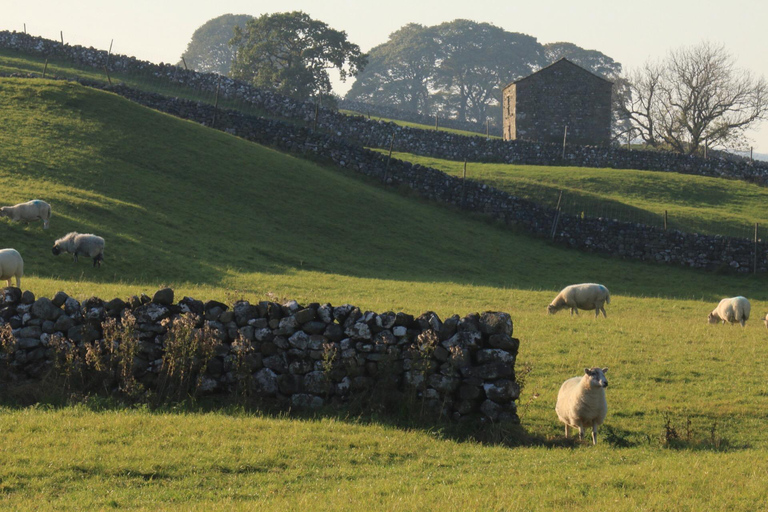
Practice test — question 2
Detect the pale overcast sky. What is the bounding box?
[4,0,768,152]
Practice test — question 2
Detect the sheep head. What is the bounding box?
[584,367,608,388]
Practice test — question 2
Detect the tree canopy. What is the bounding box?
[179,14,253,75]
[345,20,617,128]
[229,11,367,100]
[621,42,768,155]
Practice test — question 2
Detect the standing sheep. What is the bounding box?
[708,296,750,327]
[0,248,24,287]
[555,367,609,445]
[547,283,611,318]
[0,199,52,229]
[52,232,105,267]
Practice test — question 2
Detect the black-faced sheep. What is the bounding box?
[0,248,24,287]
[52,232,105,267]
[547,283,611,318]
[0,199,52,229]
[708,296,750,327]
[555,367,609,445]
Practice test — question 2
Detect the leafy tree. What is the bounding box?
[230,11,367,100]
[179,14,252,75]
[622,42,768,155]
[345,24,438,114]
[432,20,545,124]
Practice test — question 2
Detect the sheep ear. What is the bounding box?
[584,368,591,375]
[602,368,608,373]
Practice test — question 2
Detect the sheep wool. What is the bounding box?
[555,367,609,445]
[547,283,611,318]
[52,232,105,267]
[708,296,750,327]
[0,199,52,229]
[0,248,24,287]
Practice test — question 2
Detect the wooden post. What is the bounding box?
[42,58,48,79]
[60,31,64,45]
[663,210,668,231]
[461,159,467,208]
[383,132,396,183]
[551,190,563,240]
[435,115,438,131]
[754,222,759,274]
[211,74,221,128]
[181,56,188,70]
[562,125,568,159]
[751,147,754,162]
[103,66,112,85]
[23,23,26,34]
[106,39,114,68]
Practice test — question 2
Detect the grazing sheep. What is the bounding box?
[0,199,52,229]
[52,232,105,267]
[555,367,609,445]
[0,248,24,287]
[547,283,611,318]
[708,296,751,327]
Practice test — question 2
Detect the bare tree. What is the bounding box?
[622,42,768,155]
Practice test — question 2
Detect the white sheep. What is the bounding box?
[0,200,52,229]
[547,283,611,318]
[0,248,24,288]
[555,367,609,445]
[52,232,105,267]
[708,296,750,327]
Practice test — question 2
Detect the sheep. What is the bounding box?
[555,367,609,445]
[708,296,750,327]
[547,283,611,318]
[0,248,24,288]
[0,200,52,229]
[764,313,768,329]
[52,232,105,267]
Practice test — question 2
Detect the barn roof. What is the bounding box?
[502,58,613,91]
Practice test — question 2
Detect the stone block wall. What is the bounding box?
[0,287,520,423]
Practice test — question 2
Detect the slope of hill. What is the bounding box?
[4,70,768,511]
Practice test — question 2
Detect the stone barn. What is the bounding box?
[502,58,613,146]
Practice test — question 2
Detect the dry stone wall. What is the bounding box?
[0,287,520,423]
[1,30,767,183]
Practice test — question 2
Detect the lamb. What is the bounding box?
[52,232,105,267]
[0,248,24,288]
[0,200,52,229]
[708,296,750,327]
[547,283,611,318]
[555,367,609,445]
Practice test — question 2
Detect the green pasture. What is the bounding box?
[2,76,768,510]
[382,151,768,239]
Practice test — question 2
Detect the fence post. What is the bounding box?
[384,132,396,182]
[754,222,759,274]
[211,74,221,128]
[461,159,467,209]
[103,66,112,86]
[562,125,568,159]
[181,57,188,70]
[60,31,64,45]
[23,23,26,34]
[551,190,563,240]
[663,210,668,231]
[435,115,438,131]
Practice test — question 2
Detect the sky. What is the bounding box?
[4,0,768,153]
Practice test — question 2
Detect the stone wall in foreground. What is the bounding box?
[0,287,520,423]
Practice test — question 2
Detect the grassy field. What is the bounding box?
[381,151,768,239]
[2,76,768,510]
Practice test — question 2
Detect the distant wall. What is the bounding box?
[0,288,520,423]
[1,30,766,185]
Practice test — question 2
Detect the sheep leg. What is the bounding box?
[591,425,598,445]
[740,319,746,327]
[564,425,570,439]
[14,276,20,288]
[577,427,585,441]
[5,278,10,287]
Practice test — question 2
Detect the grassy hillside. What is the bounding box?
[383,151,768,239]
[3,76,768,510]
